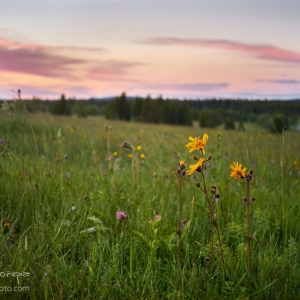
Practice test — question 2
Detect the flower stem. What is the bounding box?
[215,216,226,282]
[246,179,252,284]
[281,128,287,245]
[131,150,135,190]
[177,173,183,291]
[201,171,214,273]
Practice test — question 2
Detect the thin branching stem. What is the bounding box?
[246,179,252,284]
[201,171,214,273]
[177,173,183,291]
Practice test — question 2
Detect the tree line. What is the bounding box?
[1,92,299,132]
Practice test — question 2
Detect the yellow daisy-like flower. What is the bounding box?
[179,160,186,166]
[185,134,208,154]
[113,151,118,156]
[137,145,142,151]
[229,162,247,179]
[140,154,145,159]
[187,158,205,175]
[128,153,133,158]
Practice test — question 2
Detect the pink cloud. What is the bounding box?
[140,37,300,64]
[256,78,300,85]
[0,47,85,78]
[0,37,106,78]
[0,37,105,52]
[88,61,144,81]
[0,38,49,51]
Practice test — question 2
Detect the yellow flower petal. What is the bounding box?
[185,134,208,154]
[187,158,205,176]
[229,161,246,179]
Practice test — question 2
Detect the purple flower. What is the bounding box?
[155,215,162,220]
[0,139,4,145]
[116,211,127,221]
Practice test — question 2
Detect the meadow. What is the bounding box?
[0,109,300,299]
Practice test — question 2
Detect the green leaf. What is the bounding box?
[131,230,150,250]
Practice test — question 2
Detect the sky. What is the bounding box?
[1,0,300,100]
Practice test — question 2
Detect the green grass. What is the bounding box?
[0,111,300,299]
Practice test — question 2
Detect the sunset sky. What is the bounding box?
[1,0,300,100]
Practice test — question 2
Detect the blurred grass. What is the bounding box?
[0,111,300,299]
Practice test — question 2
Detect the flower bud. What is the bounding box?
[195,182,201,188]
[207,154,212,160]
[192,155,198,161]
[205,257,210,265]
[179,164,185,170]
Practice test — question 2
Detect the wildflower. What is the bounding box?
[229,162,247,179]
[187,158,205,175]
[214,194,220,202]
[140,154,145,159]
[116,211,127,221]
[120,141,134,150]
[103,124,113,131]
[155,215,162,220]
[137,145,142,151]
[113,151,118,156]
[185,134,208,154]
[179,160,186,170]
[128,153,133,158]
[3,217,12,227]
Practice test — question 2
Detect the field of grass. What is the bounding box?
[0,110,300,299]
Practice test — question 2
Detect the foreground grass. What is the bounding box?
[0,111,300,299]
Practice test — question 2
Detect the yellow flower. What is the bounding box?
[141,154,145,159]
[187,158,205,175]
[128,153,133,158]
[179,160,186,166]
[113,151,118,156]
[137,145,142,151]
[229,162,247,179]
[185,134,208,154]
